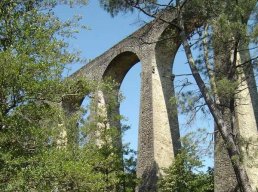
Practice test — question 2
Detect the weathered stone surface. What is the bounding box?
[214,50,258,192]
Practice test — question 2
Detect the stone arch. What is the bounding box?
[102,51,140,87]
[99,50,141,146]
[155,25,181,67]
[101,50,141,122]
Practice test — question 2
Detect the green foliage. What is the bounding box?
[0,1,137,191]
[216,78,238,100]
[0,0,79,187]
[0,0,86,190]
[99,0,157,17]
[79,81,138,192]
[158,135,214,192]
[99,0,134,17]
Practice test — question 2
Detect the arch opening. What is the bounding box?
[155,25,214,171]
[120,62,141,154]
[103,51,140,89]
[173,44,214,171]
[78,95,91,147]
[102,50,141,165]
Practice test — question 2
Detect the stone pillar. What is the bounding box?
[87,88,121,146]
[102,87,123,150]
[89,90,109,146]
[61,94,84,148]
[235,49,258,190]
[214,126,238,191]
[137,47,180,192]
[214,50,258,191]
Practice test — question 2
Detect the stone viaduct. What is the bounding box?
[64,9,258,192]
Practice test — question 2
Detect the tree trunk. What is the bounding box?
[177,9,254,192]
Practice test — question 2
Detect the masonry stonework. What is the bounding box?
[65,9,258,192]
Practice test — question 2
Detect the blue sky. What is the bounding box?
[55,0,214,169]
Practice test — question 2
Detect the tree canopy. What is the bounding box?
[0,1,137,191]
[158,134,214,192]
